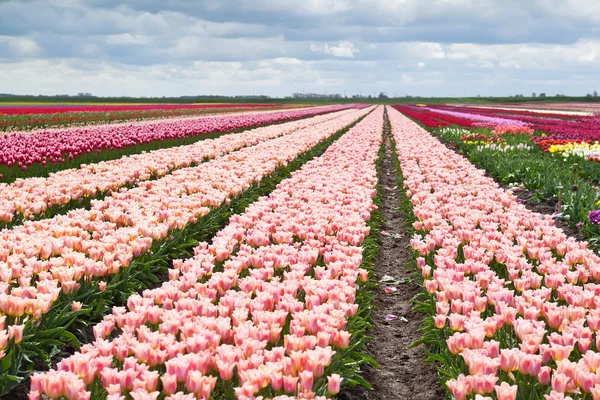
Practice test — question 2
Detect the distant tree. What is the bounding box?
[587,93,593,98]
[378,92,388,99]
[367,95,372,99]
[532,92,536,97]
[595,90,598,97]
[539,93,546,97]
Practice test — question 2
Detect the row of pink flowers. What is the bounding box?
[5,106,312,137]
[0,105,365,171]
[29,107,384,399]
[389,106,600,400]
[481,103,600,116]
[423,107,530,128]
[0,107,374,352]
[0,108,360,224]
[490,126,535,136]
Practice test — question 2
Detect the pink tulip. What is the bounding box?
[494,382,517,400]
[129,390,159,400]
[7,324,24,344]
[327,374,343,395]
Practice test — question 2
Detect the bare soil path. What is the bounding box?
[339,111,443,400]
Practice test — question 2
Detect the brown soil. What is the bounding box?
[339,121,443,400]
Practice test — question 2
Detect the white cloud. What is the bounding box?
[417,62,426,68]
[247,0,353,15]
[186,20,267,37]
[105,34,151,45]
[325,41,359,57]
[0,36,40,55]
[310,41,359,58]
[446,39,600,68]
[0,58,331,97]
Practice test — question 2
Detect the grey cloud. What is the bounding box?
[1,0,599,96]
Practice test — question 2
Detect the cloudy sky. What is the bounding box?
[1,0,599,97]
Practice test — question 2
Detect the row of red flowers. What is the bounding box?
[391,105,476,128]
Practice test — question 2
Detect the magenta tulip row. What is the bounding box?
[0,105,365,170]
[0,108,360,224]
[28,107,384,400]
[389,106,600,400]
[0,107,374,348]
[426,105,600,143]
[423,107,530,128]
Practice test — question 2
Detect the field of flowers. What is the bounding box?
[0,104,364,183]
[3,101,600,399]
[397,103,600,248]
[0,107,361,229]
[0,104,375,395]
[0,104,284,132]
[26,106,384,400]
[389,106,600,400]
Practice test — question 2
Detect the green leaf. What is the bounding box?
[0,354,12,371]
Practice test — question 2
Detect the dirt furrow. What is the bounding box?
[340,110,443,400]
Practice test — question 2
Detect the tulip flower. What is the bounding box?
[327,374,343,395]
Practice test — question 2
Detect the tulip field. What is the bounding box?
[0,104,285,132]
[0,105,360,183]
[3,101,600,400]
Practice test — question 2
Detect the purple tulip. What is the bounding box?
[589,210,600,225]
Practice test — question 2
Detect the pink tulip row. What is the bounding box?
[389,106,600,400]
[0,108,361,224]
[0,105,365,170]
[29,106,384,400]
[424,107,530,128]
[460,105,594,117]
[486,103,600,116]
[0,107,374,341]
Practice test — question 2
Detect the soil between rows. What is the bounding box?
[339,119,443,400]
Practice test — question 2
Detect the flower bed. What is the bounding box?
[389,106,600,400]
[0,105,365,174]
[29,107,384,400]
[0,106,374,395]
[0,108,360,228]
